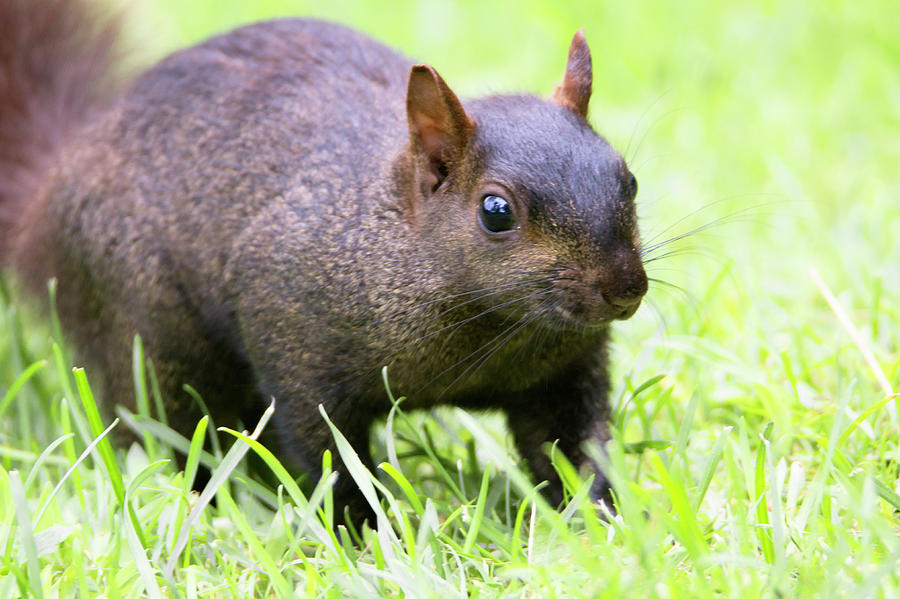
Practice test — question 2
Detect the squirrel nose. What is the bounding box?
[600,255,648,319]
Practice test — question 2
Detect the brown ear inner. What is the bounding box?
[406,64,475,191]
[551,29,593,118]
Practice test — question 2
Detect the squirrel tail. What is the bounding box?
[0,0,121,257]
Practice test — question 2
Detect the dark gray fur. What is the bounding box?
[1,5,647,522]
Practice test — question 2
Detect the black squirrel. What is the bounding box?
[0,0,648,520]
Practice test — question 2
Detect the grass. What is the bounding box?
[2,0,899,596]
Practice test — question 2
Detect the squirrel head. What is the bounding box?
[403,31,647,328]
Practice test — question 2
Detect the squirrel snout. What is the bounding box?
[556,256,647,323]
[598,256,648,320]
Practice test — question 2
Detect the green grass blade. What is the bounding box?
[131,335,157,459]
[673,389,699,472]
[164,400,275,575]
[56,397,84,508]
[182,415,208,495]
[0,359,45,420]
[32,418,119,526]
[379,462,425,514]
[462,464,491,555]
[22,433,72,492]
[837,392,899,449]
[123,460,169,599]
[46,279,68,361]
[754,430,774,564]
[182,384,221,457]
[73,367,126,506]
[10,470,44,599]
[693,426,732,512]
[647,452,707,560]
[145,357,168,427]
[318,405,389,526]
[219,426,337,546]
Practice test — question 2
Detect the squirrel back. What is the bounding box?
[0,2,648,522]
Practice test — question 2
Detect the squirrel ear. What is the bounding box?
[406,65,474,191]
[551,29,592,118]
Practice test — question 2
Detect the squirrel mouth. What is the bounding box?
[549,263,647,326]
[551,299,640,326]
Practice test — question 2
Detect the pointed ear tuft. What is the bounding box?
[406,65,474,191]
[551,29,592,118]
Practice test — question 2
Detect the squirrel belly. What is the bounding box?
[0,2,648,522]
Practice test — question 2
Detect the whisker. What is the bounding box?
[512,301,557,362]
[389,275,557,317]
[625,99,680,165]
[410,288,555,351]
[641,297,670,333]
[648,277,685,292]
[434,298,553,399]
[647,277,695,305]
[413,311,533,396]
[431,288,557,361]
[363,287,555,389]
[428,278,555,322]
[642,247,705,263]
[640,203,766,259]
[640,197,738,249]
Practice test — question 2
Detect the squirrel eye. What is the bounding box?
[627,172,638,197]
[479,194,516,233]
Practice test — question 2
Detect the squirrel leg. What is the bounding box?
[505,361,614,508]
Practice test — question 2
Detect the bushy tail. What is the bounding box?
[0,0,121,255]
